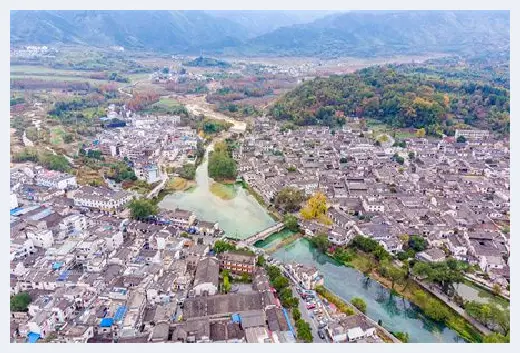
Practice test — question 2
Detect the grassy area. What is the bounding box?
[463,279,510,309]
[166,177,195,192]
[238,180,266,207]
[50,127,66,145]
[315,286,356,316]
[209,183,237,200]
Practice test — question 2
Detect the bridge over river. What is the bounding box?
[227,222,285,247]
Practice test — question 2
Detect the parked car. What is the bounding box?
[306,303,316,310]
[318,320,327,329]
[318,329,326,340]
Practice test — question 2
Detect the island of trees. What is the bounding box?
[207,141,237,181]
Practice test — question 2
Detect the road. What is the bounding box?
[291,286,329,343]
[280,266,329,343]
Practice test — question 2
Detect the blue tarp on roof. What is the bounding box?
[99,318,114,327]
[282,308,296,338]
[52,262,64,270]
[10,207,23,216]
[114,306,127,321]
[231,314,241,323]
[27,332,40,343]
[57,270,70,281]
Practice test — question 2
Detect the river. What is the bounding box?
[159,100,464,342]
[158,146,275,238]
[265,238,464,343]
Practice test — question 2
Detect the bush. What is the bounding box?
[10,292,31,312]
[292,308,301,321]
[128,199,157,219]
[350,297,367,313]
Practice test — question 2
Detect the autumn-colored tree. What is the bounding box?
[416,128,426,138]
[300,192,331,225]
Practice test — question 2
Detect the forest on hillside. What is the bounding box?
[270,61,510,136]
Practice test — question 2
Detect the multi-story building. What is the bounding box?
[219,250,256,275]
[455,129,490,140]
[35,170,77,190]
[72,186,134,214]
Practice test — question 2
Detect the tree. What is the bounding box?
[223,273,231,293]
[266,266,281,280]
[300,192,331,224]
[373,245,390,261]
[408,236,428,252]
[350,297,367,313]
[128,199,157,219]
[311,233,330,252]
[208,141,237,180]
[178,164,196,180]
[492,284,502,296]
[292,308,301,321]
[272,276,289,291]
[213,240,236,254]
[274,187,306,213]
[424,299,450,322]
[257,255,266,267]
[283,214,299,232]
[393,331,410,343]
[10,292,31,312]
[386,265,406,290]
[351,236,379,253]
[339,157,348,164]
[408,151,415,159]
[456,135,467,143]
[295,319,313,342]
[416,128,426,138]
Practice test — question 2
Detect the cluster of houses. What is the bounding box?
[11,164,298,343]
[236,119,510,289]
[90,114,199,184]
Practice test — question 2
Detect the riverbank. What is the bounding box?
[315,244,484,342]
[315,286,400,343]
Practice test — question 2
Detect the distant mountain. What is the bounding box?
[11,10,510,58]
[10,10,248,52]
[245,10,510,57]
[205,10,338,37]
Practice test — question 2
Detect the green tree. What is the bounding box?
[177,164,196,180]
[223,274,231,293]
[257,255,266,267]
[295,319,313,342]
[207,141,237,180]
[408,235,428,251]
[292,308,301,321]
[283,214,299,232]
[272,276,289,291]
[266,266,281,280]
[213,240,236,254]
[424,299,450,322]
[350,297,367,313]
[10,292,31,312]
[393,331,410,343]
[310,233,330,252]
[274,187,306,212]
[128,199,157,219]
[456,135,467,143]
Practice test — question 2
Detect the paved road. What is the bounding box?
[292,286,328,343]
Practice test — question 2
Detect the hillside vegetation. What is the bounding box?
[270,63,510,135]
